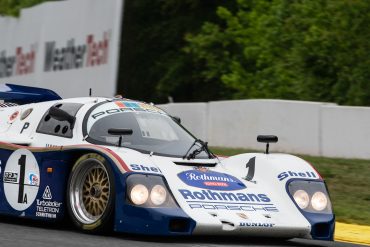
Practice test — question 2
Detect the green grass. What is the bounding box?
[211,147,370,226]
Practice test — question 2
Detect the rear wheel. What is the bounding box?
[67,153,115,232]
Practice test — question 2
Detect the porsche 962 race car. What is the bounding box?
[0,84,334,241]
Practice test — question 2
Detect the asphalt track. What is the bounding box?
[0,217,366,247]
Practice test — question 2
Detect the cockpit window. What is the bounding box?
[37,103,82,138]
[84,101,208,158]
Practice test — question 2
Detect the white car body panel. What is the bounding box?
[0,86,334,240]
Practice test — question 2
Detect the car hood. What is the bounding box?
[110,147,319,236]
[132,152,315,237]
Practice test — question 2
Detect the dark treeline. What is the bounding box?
[118,0,235,103]
[2,0,370,106]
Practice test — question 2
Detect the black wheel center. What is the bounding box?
[90,184,102,198]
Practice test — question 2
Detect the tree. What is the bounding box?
[118,0,235,103]
[0,0,48,16]
[185,0,370,106]
[4,0,370,106]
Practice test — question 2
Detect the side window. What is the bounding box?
[36,103,83,138]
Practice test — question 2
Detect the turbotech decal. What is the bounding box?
[177,170,246,191]
[36,186,62,219]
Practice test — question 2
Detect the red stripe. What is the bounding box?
[0,141,60,151]
[64,144,131,172]
[306,161,323,179]
[93,146,131,172]
[0,142,131,172]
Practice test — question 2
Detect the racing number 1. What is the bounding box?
[18,155,26,203]
[244,157,256,182]
[3,149,39,211]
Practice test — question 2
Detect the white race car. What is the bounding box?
[0,84,334,240]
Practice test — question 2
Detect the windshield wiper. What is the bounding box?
[183,139,215,160]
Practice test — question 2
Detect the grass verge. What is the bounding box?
[211,146,370,226]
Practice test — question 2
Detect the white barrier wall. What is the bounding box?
[321,105,370,159]
[208,100,328,155]
[159,103,208,140]
[0,0,123,98]
[159,99,370,159]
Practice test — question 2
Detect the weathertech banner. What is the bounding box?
[0,0,123,98]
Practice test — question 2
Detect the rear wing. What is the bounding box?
[0,84,61,105]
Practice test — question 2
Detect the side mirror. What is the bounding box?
[172,116,181,124]
[257,135,278,143]
[257,135,278,154]
[49,106,76,129]
[108,128,133,147]
[108,128,133,136]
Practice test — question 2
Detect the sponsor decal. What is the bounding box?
[236,213,248,219]
[239,222,275,228]
[3,149,40,211]
[194,166,209,172]
[44,31,110,72]
[42,186,52,200]
[45,144,60,148]
[179,189,270,202]
[91,101,165,120]
[20,122,30,134]
[179,189,279,212]
[177,170,246,191]
[28,173,39,186]
[36,186,62,219]
[115,101,163,113]
[0,45,36,78]
[129,164,161,173]
[187,203,279,212]
[4,172,18,183]
[277,171,317,181]
[8,111,19,123]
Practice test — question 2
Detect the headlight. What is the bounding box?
[130,184,149,205]
[311,191,328,211]
[150,185,167,206]
[288,180,332,214]
[126,174,178,208]
[293,190,310,209]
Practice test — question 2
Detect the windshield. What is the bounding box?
[84,100,209,158]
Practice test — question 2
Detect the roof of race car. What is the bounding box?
[0,83,61,104]
[0,83,165,115]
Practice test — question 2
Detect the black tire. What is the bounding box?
[66,153,115,233]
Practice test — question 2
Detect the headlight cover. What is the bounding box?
[288,180,332,214]
[293,189,310,209]
[130,184,149,205]
[311,191,328,211]
[150,184,167,206]
[126,174,177,208]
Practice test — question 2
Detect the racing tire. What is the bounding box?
[67,153,115,233]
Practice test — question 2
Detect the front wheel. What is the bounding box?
[67,153,115,232]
